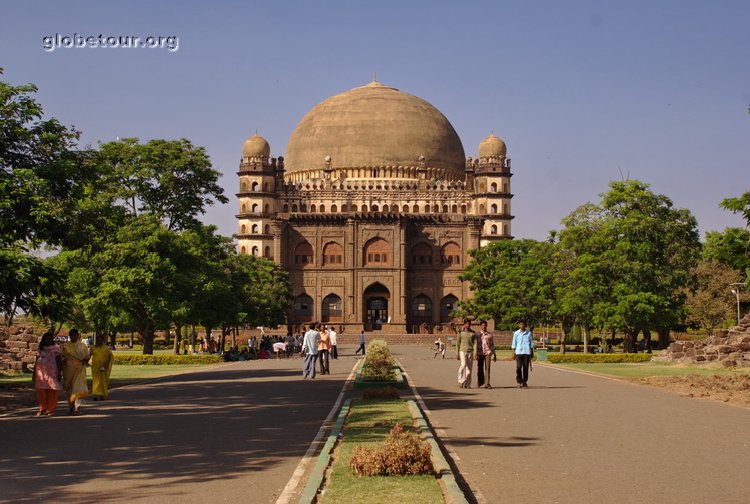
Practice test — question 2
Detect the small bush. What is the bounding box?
[349,424,433,477]
[113,354,223,365]
[548,353,652,364]
[361,339,397,382]
[362,387,400,400]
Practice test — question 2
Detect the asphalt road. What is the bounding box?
[0,354,355,504]
[392,345,750,504]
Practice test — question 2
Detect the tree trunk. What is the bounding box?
[624,329,638,353]
[165,328,171,347]
[109,331,117,349]
[128,331,134,348]
[173,323,182,355]
[142,327,155,355]
[657,327,671,350]
[190,325,197,354]
[583,326,590,354]
[643,329,652,353]
[231,326,237,348]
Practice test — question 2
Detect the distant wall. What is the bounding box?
[0,326,39,371]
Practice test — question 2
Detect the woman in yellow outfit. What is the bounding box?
[91,334,114,400]
[61,328,90,415]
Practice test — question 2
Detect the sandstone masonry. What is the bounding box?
[657,313,750,368]
[0,326,39,371]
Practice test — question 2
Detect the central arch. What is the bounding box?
[363,282,390,331]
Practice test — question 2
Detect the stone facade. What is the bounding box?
[657,313,750,368]
[0,326,39,371]
[236,82,514,334]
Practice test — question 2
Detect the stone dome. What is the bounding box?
[284,82,466,178]
[478,133,506,159]
[243,134,270,158]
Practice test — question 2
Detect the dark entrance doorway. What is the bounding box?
[363,283,390,331]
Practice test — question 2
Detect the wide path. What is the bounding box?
[0,354,356,504]
[393,345,750,504]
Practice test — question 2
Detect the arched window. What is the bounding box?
[311,204,317,212]
[361,204,368,212]
[490,182,498,193]
[331,204,338,212]
[283,204,289,212]
[479,183,485,192]
[411,243,433,265]
[503,224,509,236]
[441,242,461,267]
[451,204,458,213]
[251,224,259,234]
[264,204,269,214]
[411,294,433,326]
[460,204,467,214]
[294,241,314,266]
[240,246,246,254]
[364,238,391,266]
[351,204,358,212]
[491,224,498,235]
[442,204,448,213]
[440,294,459,322]
[292,204,298,212]
[251,181,259,192]
[320,204,326,213]
[293,294,313,323]
[241,224,246,234]
[503,182,509,193]
[383,204,389,212]
[322,242,343,267]
[402,204,409,213]
[490,204,498,214]
[241,182,247,192]
[251,246,259,256]
[263,182,269,191]
[264,246,271,258]
[251,203,259,213]
[412,204,419,213]
[479,204,486,214]
[503,203,509,215]
[300,204,307,213]
[322,294,343,323]
[371,204,379,212]
[264,224,270,234]
[241,204,247,213]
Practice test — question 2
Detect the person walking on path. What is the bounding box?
[456,318,477,389]
[355,330,366,355]
[329,327,338,359]
[434,338,446,359]
[61,328,90,414]
[33,332,64,417]
[301,323,320,379]
[317,325,331,374]
[476,321,496,388]
[90,335,113,401]
[511,320,534,388]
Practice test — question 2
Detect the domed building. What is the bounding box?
[236,82,513,334]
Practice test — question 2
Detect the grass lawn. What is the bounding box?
[551,361,750,379]
[320,398,444,504]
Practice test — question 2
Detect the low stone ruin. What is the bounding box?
[658,314,750,368]
[0,326,39,371]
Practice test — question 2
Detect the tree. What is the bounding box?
[460,239,556,330]
[685,260,742,334]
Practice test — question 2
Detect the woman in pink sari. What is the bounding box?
[34,332,64,417]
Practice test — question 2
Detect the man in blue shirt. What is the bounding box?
[302,322,321,379]
[511,320,534,388]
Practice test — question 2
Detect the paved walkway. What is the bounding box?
[392,345,750,504]
[3,345,750,504]
[0,354,358,504]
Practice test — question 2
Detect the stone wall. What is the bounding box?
[0,326,40,371]
[658,314,750,368]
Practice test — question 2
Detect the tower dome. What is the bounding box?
[284,81,465,180]
[478,133,507,159]
[243,134,270,158]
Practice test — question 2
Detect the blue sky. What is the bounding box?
[2,0,748,240]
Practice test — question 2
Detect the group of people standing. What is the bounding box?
[455,318,534,389]
[33,329,114,417]
[301,322,341,379]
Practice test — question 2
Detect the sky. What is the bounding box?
[2,0,748,241]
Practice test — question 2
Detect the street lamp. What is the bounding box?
[730,283,743,325]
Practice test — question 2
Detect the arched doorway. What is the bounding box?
[322,293,343,323]
[411,294,433,330]
[363,283,390,331]
[440,294,459,323]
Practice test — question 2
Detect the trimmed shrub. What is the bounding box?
[547,353,653,364]
[360,339,397,382]
[362,387,400,400]
[349,423,433,476]
[113,354,223,365]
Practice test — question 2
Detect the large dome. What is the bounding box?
[284,82,466,178]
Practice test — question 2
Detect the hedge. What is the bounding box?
[113,354,223,365]
[547,353,653,364]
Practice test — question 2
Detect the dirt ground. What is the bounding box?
[634,373,750,408]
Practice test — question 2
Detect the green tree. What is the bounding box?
[460,239,556,330]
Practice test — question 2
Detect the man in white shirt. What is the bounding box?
[302,323,321,379]
[329,327,338,359]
